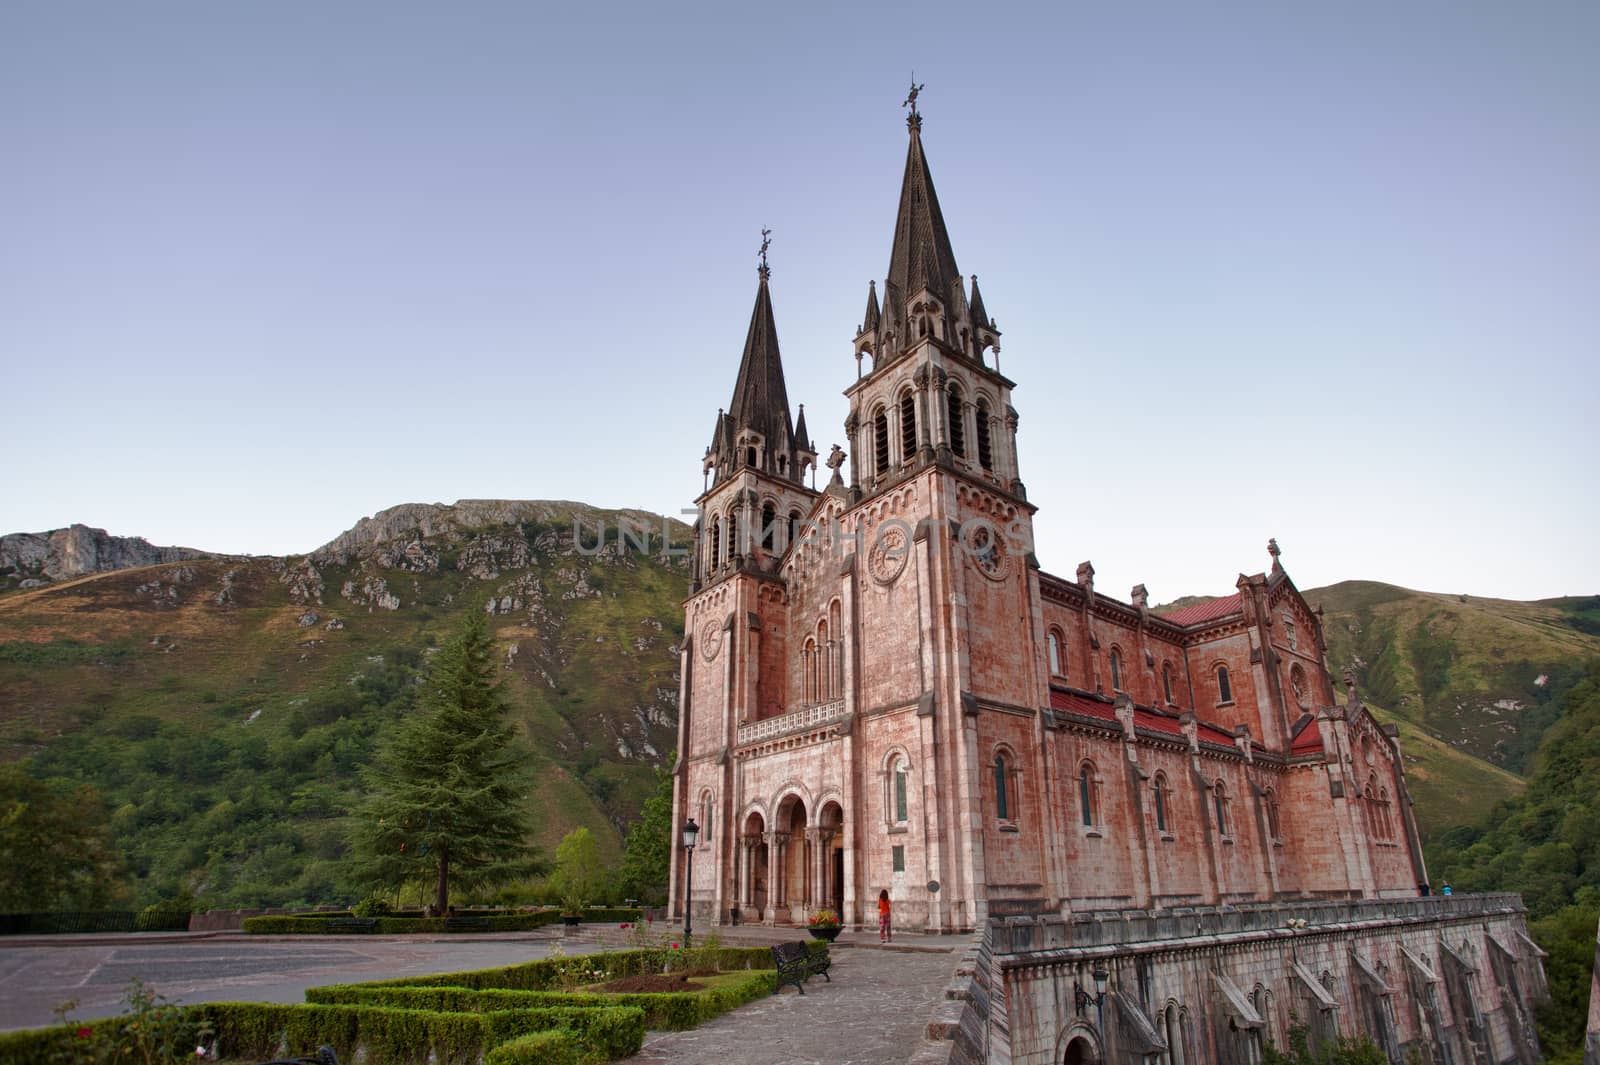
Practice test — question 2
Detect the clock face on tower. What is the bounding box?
[967,522,1008,581]
[868,524,910,584]
[698,616,723,660]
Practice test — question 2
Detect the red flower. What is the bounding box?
[671,942,680,949]
[76,1027,92,1039]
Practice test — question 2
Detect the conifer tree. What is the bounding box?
[351,613,538,913]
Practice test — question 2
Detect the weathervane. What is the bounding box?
[758,227,771,274]
[903,76,925,119]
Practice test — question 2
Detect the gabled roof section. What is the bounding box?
[1162,593,1243,627]
[726,272,795,452]
[884,116,962,313]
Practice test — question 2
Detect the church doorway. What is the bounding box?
[819,800,845,917]
[775,794,809,923]
[742,811,768,920]
[1063,1033,1102,1065]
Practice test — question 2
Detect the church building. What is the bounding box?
[670,101,1427,935]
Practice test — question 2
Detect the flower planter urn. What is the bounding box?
[807,925,841,942]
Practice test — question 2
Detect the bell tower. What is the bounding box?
[693,238,819,592]
[844,96,1024,505]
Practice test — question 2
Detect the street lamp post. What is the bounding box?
[1074,965,1110,1031]
[681,818,700,941]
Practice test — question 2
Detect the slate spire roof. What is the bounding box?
[884,113,963,319]
[725,267,794,454]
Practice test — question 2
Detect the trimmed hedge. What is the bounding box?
[486,1029,583,1065]
[307,969,778,1030]
[348,943,821,992]
[242,907,642,935]
[0,1015,129,1065]
[195,1001,643,1064]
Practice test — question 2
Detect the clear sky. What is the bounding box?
[2,1,1595,603]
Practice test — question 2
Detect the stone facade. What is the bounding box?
[671,107,1432,939]
[668,103,1549,1065]
[930,894,1544,1065]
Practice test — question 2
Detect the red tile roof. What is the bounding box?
[1048,690,1241,746]
[1290,721,1326,755]
[1160,593,1243,627]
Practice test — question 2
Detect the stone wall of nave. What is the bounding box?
[982,894,1543,1065]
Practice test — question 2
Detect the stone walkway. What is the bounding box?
[633,944,957,1065]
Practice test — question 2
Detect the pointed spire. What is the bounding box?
[968,274,990,329]
[884,105,962,321]
[862,280,880,333]
[793,403,810,451]
[723,261,796,480]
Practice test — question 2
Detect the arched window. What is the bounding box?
[760,502,776,552]
[994,752,1011,822]
[803,638,817,703]
[699,791,714,848]
[1162,663,1175,704]
[1213,779,1231,836]
[873,406,889,476]
[1379,788,1392,839]
[1078,762,1097,827]
[975,399,993,471]
[1265,787,1282,842]
[787,509,801,550]
[709,516,722,570]
[817,618,831,700]
[1162,1003,1189,1065]
[1365,772,1381,838]
[1047,630,1063,676]
[899,391,917,461]
[1153,773,1170,834]
[892,757,910,823]
[947,387,966,457]
[829,601,843,696]
[1216,665,1233,705]
[1109,648,1124,692]
[745,445,757,468]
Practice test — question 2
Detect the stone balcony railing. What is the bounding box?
[736,699,846,747]
[988,892,1529,956]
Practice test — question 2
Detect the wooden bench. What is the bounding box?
[443,915,490,933]
[772,941,830,995]
[325,917,376,933]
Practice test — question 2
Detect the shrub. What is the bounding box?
[485,1029,582,1065]
[351,894,393,918]
[308,970,777,1031]
[242,907,639,935]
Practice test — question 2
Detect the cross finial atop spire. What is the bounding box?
[903,76,925,129]
[758,227,772,280]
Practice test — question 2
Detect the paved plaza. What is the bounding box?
[633,944,956,1065]
[1,929,962,1064]
[0,932,579,1031]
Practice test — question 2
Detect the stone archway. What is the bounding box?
[740,811,768,921]
[818,800,845,918]
[1063,1033,1102,1065]
[774,794,809,924]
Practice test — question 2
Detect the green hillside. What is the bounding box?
[0,502,689,907]
[1310,581,1599,772]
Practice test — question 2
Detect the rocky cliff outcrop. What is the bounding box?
[0,524,216,583]
[311,500,686,564]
